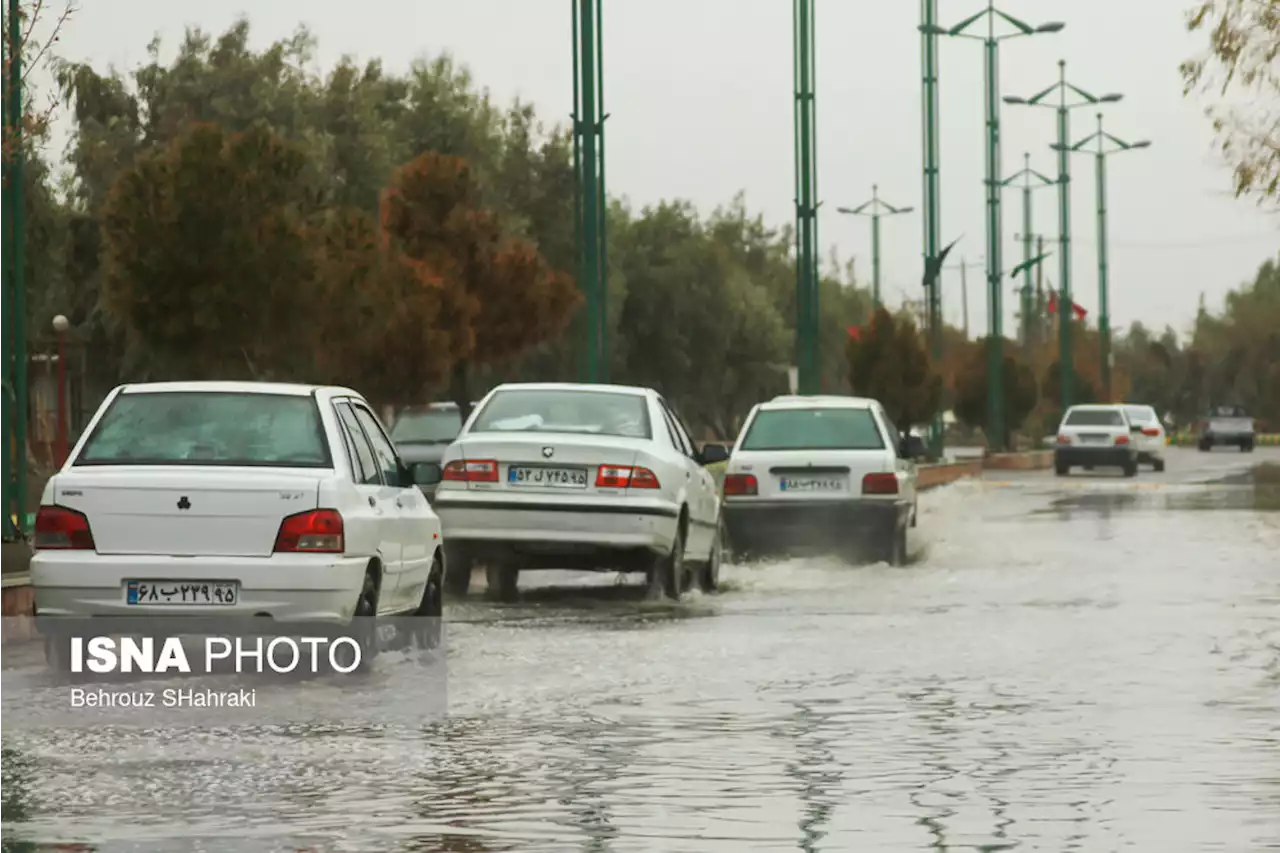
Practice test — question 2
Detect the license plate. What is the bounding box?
[779,477,845,492]
[1079,433,1108,444]
[507,465,588,488]
[126,581,239,606]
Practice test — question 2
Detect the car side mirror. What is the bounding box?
[698,443,730,466]
[900,435,927,459]
[410,461,442,487]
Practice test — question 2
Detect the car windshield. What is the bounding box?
[1124,406,1157,424]
[1064,408,1125,427]
[740,407,885,451]
[390,408,462,444]
[75,392,331,467]
[469,389,652,439]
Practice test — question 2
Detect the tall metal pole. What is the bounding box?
[960,260,969,339]
[1055,60,1073,413]
[982,1,1005,448]
[920,0,943,453]
[572,0,605,383]
[595,0,609,383]
[793,0,819,394]
[871,209,881,308]
[1035,234,1046,344]
[8,0,23,532]
[1095,114,1110,401]
[55,330,67,466]
[837,184,913,311]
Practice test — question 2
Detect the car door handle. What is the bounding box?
[368,496,377,508]
[395,499,404,508]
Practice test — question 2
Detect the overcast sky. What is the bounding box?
[47,0,1279,338]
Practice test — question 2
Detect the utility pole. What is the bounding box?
[793,0,820,394]
[944,257,983,339]
[1006,60,1122,414]
[837,185,914,309]
[922,3,1063,452]
[1067,113,1151,401]
[3,0,28,540]
[1001,153,1054,349]
[571,0,608,383]
[919,0,943,454]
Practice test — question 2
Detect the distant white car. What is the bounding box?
[719,395,918,565]
[432,382,725,601]
[1053,403,1140,477]
[1121,403,1167,472]
[30,381,445,669]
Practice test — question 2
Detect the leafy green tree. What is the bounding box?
[954,337,1039,448]
[846,307,943,430]
[99,123,317,379]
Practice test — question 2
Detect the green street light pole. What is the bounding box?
[921,3,1063,451]
[1067,113,1151,401]
[1001,153,1054,350]
[571,0,608,383]
[837,185,914,309]
[919,0,944,455]
[793,0,820,394]
[1005,60,1122,414]
[3,0,28,540]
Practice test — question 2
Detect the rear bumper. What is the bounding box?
[30,552,369,622]
[434,496,678,569]
[721,497,908,559]
[1055,447,1136,468]
[1202,432,1254,444]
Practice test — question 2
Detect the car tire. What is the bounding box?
[1242,441,1254,453]
[910,499,919,528]
[1199,440,1211,452]
[883,522,908,567]
[1123,460,1138,478]
[697,521,724,593]
[485,562,519,603]
[394,551,444,652]
[334,570,379,672]
[1153,458,1166,473]
[443,544,472,597]
[647,522,685,601]
[43,635,73,672]
[1054,463,1069,476]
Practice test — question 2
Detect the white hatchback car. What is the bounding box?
[1121,403,1166,472]
[30,381,445,668]
[432,383,725,601]
[719,395,918,565]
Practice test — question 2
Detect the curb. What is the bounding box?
[1166,434,1280,447]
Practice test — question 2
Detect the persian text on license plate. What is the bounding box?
[779,477,845,492]
[126,581,239,606]
[507,466,588,488]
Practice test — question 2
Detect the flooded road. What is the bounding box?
[3,448,1278,852]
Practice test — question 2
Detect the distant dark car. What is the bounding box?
[1198,405,1255,453]
[390,402,475,499]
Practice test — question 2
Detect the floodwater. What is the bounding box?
[3,448,1278,852]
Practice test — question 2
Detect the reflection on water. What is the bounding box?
[2,464,1279,852]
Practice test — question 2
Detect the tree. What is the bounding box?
[1,0,76,165]
[953,337,1039,448]
[846,307,943,430]
[380,151,579,418]
[99,123,316,379]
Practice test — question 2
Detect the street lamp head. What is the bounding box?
[1035,21,1066,33]
[918,23,948,36]
[1003,95,1027,105]
[1099,93,1124,103]
[897,206,916,215]
[52,314,70,333]
[1130,140,1152,150]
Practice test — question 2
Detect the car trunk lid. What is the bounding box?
[731,449,892,500]
[449,433,646,495]
[52,467,322,557]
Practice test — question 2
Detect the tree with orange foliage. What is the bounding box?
[380,151,580,417]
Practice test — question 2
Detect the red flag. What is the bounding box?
[1046,293,1088,319]
[1047,291,1058,314]
[848,325,862,341]
[1072,301,1087,320]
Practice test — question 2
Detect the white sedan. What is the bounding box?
[432,382,726,601]
[30,381,445,669]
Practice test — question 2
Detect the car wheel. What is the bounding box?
[647,522,685,601]
[43,635,73,672]
[1198,440,1211,452]
[1123,460,1138,478]
[1242,441,1254,453]
[334,571,379,672]
[485,562,520,603]
[443,544,472,597]
[910,499,919,529]
[404,552,444,651]
[883,522,908,567]
[698,521,724,593]
[1153,458,1166,473]
[1054,463,1069,476]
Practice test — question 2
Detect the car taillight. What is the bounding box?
[33,505,95,550]
[723,474,758,496]
[1056,434,1072,444]
[1141,427,1160,437]
[862,472,899,495]
[273,509,344,553]
[595,465,660,489]
[442,459,498,482]
[1114,435,1130,445]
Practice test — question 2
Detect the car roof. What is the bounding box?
[116,381,360,397]
[761,395,877,410]
[1065,403,1125,411]
[488,382,651,397]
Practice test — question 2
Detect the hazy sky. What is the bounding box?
[46,0,1279,338]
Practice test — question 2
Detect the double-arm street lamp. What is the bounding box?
[1001,153,1055,349]
[920,2,1063,450]
[1004,60,1122,413]
[837,185,914,309]
[1061,114,1151,402]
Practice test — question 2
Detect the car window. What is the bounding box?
[390,408,462,444]
[740,407,886,451]
[335,403,381,485]
[657,399,694,457]
[353,404,404,487]
[75,392,330,467]
[667,406,699,458]
[878,409,902,447]
[1064,409,1125,427]
[470,389,652,439]
[656,404,685,454]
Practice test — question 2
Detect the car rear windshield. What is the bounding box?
[1124,406,1156,424]
[390,409,462,444]
[740,407,885,451]
[469,389,652,439]
[1064,409,1125,427]
[75,392,331,467]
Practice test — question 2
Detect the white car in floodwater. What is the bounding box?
[431,382,726,602]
